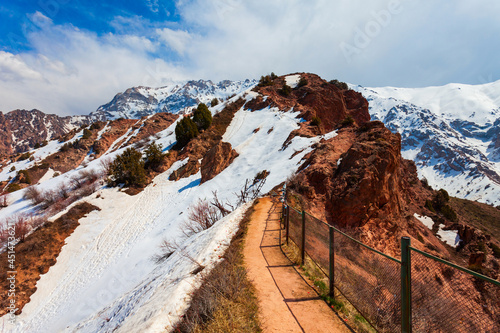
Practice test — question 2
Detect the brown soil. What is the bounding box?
[244,197,352,332]
[0,202,100,316]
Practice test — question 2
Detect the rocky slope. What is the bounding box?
[354,81,500,206]
[0,109,87,157]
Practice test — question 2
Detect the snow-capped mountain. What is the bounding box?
[354,80,500,205]
[90,79,257,120]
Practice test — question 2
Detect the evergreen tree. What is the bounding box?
[193,103,212,131]
[175,116,199,146]
[109,147,146,186]
[144,142,165,171]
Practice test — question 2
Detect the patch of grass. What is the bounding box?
[173,202,261,333]
[450,197,500,241]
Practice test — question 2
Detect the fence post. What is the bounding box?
[285,205,289,245]
[329,226,335,299]
[301,210,306,266]
[401,236,412,333]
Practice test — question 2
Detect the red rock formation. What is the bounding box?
[200,142,238,183]
[248,73,369,132]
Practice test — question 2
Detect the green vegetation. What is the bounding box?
[18,170,31,184]
[330,79,349,90]
[175,116,199,146]
[210,98,219,107]
[311,116,321,127]
[144,143,166,171]
[193,103,213,131]
[82,128,92,140]
[109,147,146,187]
[431,189,457,222]
[425,199,435,212]
[278,83,292,97]
[297,76,308,88]
[18,152,31,161]
[7,183,21,192]
[341,115,355,126]
[258,73,276,87]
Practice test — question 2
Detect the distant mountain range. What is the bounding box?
[353,80,500,205]
[1,77,499,205]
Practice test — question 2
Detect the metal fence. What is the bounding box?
[279,191,500,333]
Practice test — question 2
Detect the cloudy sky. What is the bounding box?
[0,0,499,116]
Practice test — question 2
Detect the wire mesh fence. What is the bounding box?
[278,188,500,333]
[288,207,303,252]
[334,229,401,332]
[411,249,500,333]
[304,213,330,275]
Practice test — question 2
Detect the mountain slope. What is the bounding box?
[354,80,500,206]
[0,109,86,157]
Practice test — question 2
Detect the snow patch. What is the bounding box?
[285,74,301,88]
[414,213,434,230]
[437,226,461,248]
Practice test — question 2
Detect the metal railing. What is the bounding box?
[277,190,500,333]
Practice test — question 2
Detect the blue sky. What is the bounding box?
[1,0,499,116]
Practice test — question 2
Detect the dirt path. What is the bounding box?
[244,197,353,333]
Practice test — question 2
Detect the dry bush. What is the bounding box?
[12,215,30,242]
[181,199,222,237]
[151,239,179,264]
[210,191,232,217]
[56,183,71,199]
[99,157,112,175]
[23,186,44,205]
[0,195,8,208]
[174,204,260,333]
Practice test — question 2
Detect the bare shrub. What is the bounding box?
[181,199,222,237]
[99,157,112,175]
[210,191,232,217]
[0,195,8,208]
[76,181,99,198]
[151,239,179,264]
[56,183,71,199]
[235,176,266,206]
[12,215,30,242]
[23,186,44,205]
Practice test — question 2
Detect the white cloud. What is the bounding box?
[1,1,499,116]
[156,28,193,55]
[0,23,187,116]
[0,51,43,81]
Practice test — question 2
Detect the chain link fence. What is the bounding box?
[279,188,500,333]
[411,249,500,333]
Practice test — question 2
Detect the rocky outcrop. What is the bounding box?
[200,142,238,183]
[248,73,369,132]
[328,122,403,228]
